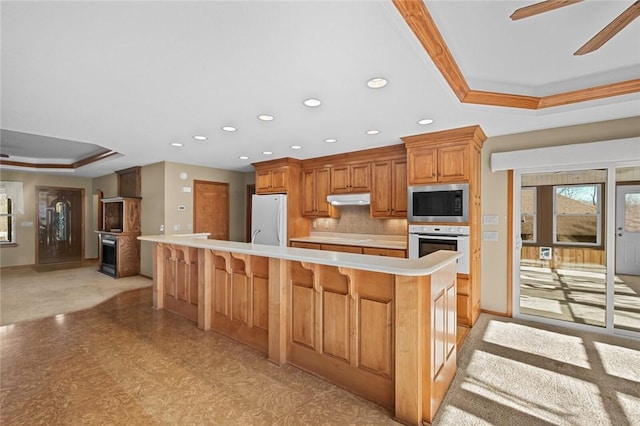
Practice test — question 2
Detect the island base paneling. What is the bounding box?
[288,263,395,409]
[146,238,459,425]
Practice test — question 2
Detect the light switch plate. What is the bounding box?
[182,186,191,193]
[483,215,499,225]
[483,231,498,241]
[21,221,34,227]
[177,205,186,212]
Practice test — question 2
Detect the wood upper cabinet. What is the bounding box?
[255,166,288,194]
[371,159,407,218]
[406,144,468,185]
[302,167,335,217]
[330,162,370,194]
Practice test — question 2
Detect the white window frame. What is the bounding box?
[552,183,601,247]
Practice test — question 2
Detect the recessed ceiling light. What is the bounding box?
[303,98,322,107]
[290,145,302,150]
[258,114,274,121]
[367,77,387,89]
[193,135,207,141]
[417,118,434,125]
[262,151,273,155]
[324,138,337,143]
[170,142,184,147]
[221,126,237,132]
[365,129,380,135]
[239,156,249,160]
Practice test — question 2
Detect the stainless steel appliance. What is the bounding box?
[251,194,287,247]
[100,234,117,277]
[408,224,469,274]
[407,183,469,223]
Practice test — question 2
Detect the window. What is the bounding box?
[0,193,16,244]
[520,187,537,243]
[553,184,601,246]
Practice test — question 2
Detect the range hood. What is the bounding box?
[326,193,371,206]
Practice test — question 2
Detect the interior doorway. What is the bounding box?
[245,184,255,242]
[193,180,229,240]
[36,187,84,269]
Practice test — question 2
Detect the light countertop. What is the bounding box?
[289,232,407,250]
[139,235,456,277]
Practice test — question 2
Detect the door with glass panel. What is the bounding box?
[613,177,640,333]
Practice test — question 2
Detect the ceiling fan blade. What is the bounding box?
[510,0,583,21]
[574,1,640,55]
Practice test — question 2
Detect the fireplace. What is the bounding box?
[100,235,117,277]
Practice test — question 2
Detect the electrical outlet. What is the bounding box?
[174,224,181,231]
[159,224,164,232]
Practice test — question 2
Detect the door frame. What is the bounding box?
[245,184,255,243]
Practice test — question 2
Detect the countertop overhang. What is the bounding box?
[139,234,457,277]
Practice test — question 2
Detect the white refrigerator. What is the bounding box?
[251,194,287,247]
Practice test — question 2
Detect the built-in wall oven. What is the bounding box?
[408,225,469,274]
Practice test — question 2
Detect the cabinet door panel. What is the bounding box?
[270,168,288,192]
[302,170,316,215]
[438,145,468,182]
[255,170,272,193]
[350,163,370,192]
[391,160,407,217]
[371,161,392,217]
[315,168,332,216]
[408,148,438,185]
[331,166,351,194]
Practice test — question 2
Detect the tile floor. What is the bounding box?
[0,287,401,425]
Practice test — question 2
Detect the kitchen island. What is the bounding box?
[139,234,459,425]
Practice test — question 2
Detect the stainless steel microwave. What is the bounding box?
[407,183,469,223]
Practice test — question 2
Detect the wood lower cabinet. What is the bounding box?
[291,241,406,258]
[371,159,407,218]
[362,247,406,258]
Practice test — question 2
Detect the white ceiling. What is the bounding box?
[1,0,639,178]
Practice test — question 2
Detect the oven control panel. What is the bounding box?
[408,225,469,236]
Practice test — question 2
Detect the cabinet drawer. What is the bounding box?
[362,247,406,258]
[290,241,321,250]
[320,244,363,254]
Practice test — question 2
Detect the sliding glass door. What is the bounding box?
[514,166,640,337]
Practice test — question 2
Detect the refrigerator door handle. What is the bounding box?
[276,203,283,245]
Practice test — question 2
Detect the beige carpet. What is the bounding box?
[433,313,640,425]
[0,264,152,325]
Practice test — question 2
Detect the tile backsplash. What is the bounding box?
[312,206,407,235]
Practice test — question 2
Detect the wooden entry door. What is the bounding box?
[36,187,84,266]
[193,180,229,240]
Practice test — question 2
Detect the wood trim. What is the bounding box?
[392,0,640,109]
[538,78,640,108]
[392,0,469,102]
[301,144,406,169]
[480,309,511,317]
[506,170,514,317]
[0,149,118,170]
[246,184,255,243]
[463,90,539,110]
[401,124,487,148]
